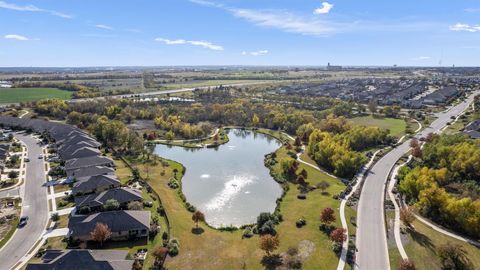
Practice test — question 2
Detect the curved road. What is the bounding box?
[0,133,49,270]
[355,91,479,270]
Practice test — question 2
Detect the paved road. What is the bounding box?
[0,133,49,270]
[355,91,479,270]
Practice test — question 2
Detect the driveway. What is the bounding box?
[0,133,49,270]
[355,91,479,270]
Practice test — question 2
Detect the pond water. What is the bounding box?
[153,129,283,228]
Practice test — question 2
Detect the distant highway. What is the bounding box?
[355,91,479,270]
[71,81,270,103]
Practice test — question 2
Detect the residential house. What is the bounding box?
[72,174,121,196]
[75,187,142,212]
[68,210,150,241]
[26,249,133,270]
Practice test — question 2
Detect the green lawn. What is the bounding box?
[349,115,407,138]
[392,219,480,270]
[0,88,72,104]
[133,130,349,270]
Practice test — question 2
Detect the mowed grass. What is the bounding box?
[137,132,348,270]
[0,88,72,104]
[396,219,480,270]
[348,115,407,138]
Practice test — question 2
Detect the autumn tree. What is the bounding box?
[330,228,347,243]
[400,207,415,227]
[409,138,419,149]
[192,210,205,229]
[90,222,111,247]
[252,114,260,128]
[259,234,279,256]
[398,259,417,270]
[411,146,422,158]
[320,207,336,225]
[152,246,169,266]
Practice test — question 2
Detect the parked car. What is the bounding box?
[18,216,29,227]
[25,158,30,162]
[38,155,44,159]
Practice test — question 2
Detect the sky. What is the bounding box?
[0,0,479,67]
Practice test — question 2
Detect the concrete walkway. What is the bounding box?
[43,228,68,239]
[52,207,75,216]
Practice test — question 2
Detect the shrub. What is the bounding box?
[51,213,60,222]
[295,218,306,228]
[242,226,254,238]
[103,199,120,211]
[167,238,180,256]
[78,206,91,214]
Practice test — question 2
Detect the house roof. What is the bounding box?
[61,146,101,160]
[65,156,113,171]
[68,210,150,239]
[26,249,132,270]
[67,165,115,178]
[72,174,120,194]
[75,187,142,209]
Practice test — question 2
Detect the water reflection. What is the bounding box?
[153,129,283,227]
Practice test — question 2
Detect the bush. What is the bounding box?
[51,213,60,222]
[103,199,120,211]
[167,238,180,256]
[168,179,179,189]
[78,206,91,215]
[297,193,307,200]
[256,212,278,235]
[295,218,306,228]
[242,226,254,238]
[162,231,169,240]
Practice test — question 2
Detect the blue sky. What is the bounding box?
[0,0,479,67]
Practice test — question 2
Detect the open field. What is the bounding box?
[127,130,350,270]
[348,115,407,138]
[0,88,72,104]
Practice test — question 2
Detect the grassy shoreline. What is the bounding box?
[128,128,351,269]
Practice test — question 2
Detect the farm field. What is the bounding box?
[0,88,72,104]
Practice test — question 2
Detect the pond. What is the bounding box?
[153,129,284,228]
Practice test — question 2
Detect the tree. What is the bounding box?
[438,243,471,270]
[8,170,18,180]
[368,100,377,115]
[152,246,169,266]
[409,138,419,149]
[103,199,120,211]
[51,212,60,222]
[90,222,111,247]
[317,180,330,194]
[411,146,422,158]
[300,169,308,179]
[398,259,417,270]
[127,201,143,210]
[320,207,336,225]
[330,228,347,243]
[400,207,415,227]
[259,234,279,256]
[191,210,205,229]
[252,114,260,127]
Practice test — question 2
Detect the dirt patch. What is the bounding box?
[297,240,316,261]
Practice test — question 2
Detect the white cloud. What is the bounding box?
[464,8,480,13]
[242,50,269,56]
[230,8,335,36]
[4,34,29,41]
[412,56,431,61]
[314,2,334,15]
[155,38,224,50]
[95,24,113,30]
[0,1,72,18]
[449,23,480,32]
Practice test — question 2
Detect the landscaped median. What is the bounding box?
[116,128,355,269]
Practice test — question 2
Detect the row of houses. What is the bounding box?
[0,116,149,269]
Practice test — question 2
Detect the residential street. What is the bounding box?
[355,91,479,270]
[0,133,49,270]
